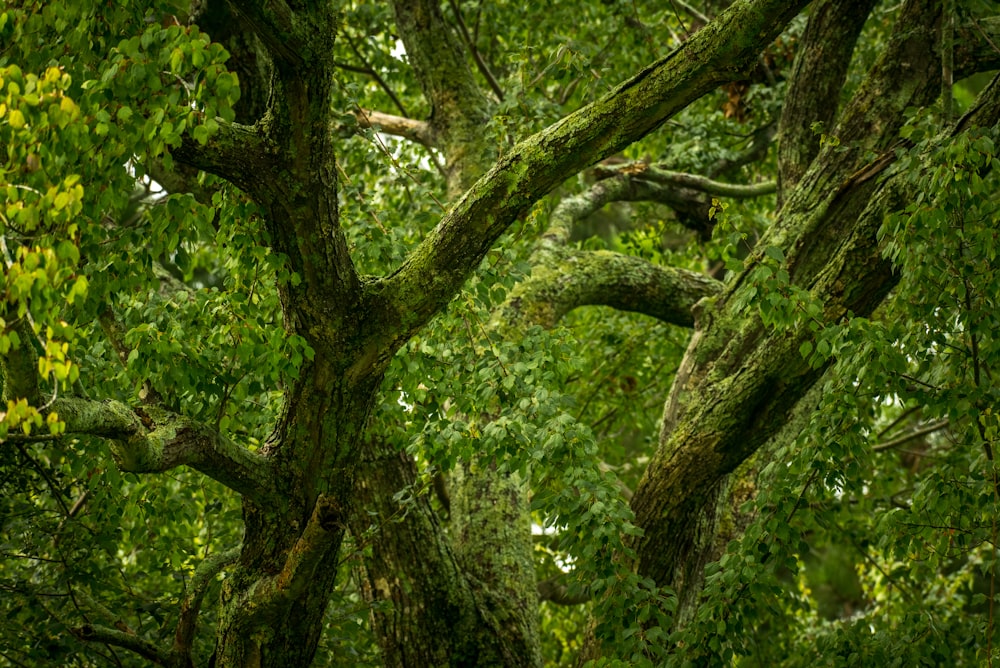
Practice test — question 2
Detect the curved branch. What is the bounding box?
[169,120,275,198]
[72,624,169,666]
[375,0,811,350]
[501,249,722,330]
[355,108,434,147]
[50,398,273,504]
[172,547,240,661]
[543,171,709,246]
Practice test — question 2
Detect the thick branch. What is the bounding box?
[630,0,1000,598]
[355,108,434,147]
[391,0,491,194]
[374,0,811,350]
[777,0,877,199]
[50,398,273,503]
[222,0,302,68]
[272,494,343,603]
[501,249,722,330]
[170,120,275,197]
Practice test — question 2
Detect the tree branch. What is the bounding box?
[629,0,1000,600]
[49,398,274,504]
[500,249,721,329]
[222,0,302,68]
[955,16,1000,79]
[344,32,411,117]
[390,0,491,195]
[777,0,877,199]
[628,164,776,198]
[873,420,950,452]
[355,108,434,147]
[272,494,343,603]
[72,623,169,666]
[374,0,811,350]
[446,0,505,101]
[707,120,777,178]
[172,547,240,661]
[169,120,275,198]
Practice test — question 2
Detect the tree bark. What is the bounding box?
[627,0,1000,624]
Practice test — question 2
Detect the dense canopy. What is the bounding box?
[2,1,1000,666]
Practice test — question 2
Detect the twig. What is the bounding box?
[447,0,504,101]
[872,419,950,452]
[345,32,409,117]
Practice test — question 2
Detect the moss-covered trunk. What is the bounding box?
[352,439,541,667]
[629,0,994,619]
[209,359,380,667]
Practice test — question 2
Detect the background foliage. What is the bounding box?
[2,1,999,666]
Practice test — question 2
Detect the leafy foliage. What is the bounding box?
[2,1,1000,667]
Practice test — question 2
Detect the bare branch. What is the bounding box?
[355,108,434,147]
[446,0,505,101]
[956,16,1000,79]
[344,33,411,117]
[72,624,169,666]
[873,420,950,452]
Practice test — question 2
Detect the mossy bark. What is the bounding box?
[627,0,1000,627]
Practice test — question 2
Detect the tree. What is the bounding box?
[2,0,1000,666]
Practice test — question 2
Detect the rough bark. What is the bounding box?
[57,0,808,664]
[351,438,530,667]
[346,2,807,664]
[777,0,877,200]
[627,0,1000,624]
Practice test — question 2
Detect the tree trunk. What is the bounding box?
[351,436,542,667]
[629,0,983,617]
[209,363,380,667]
